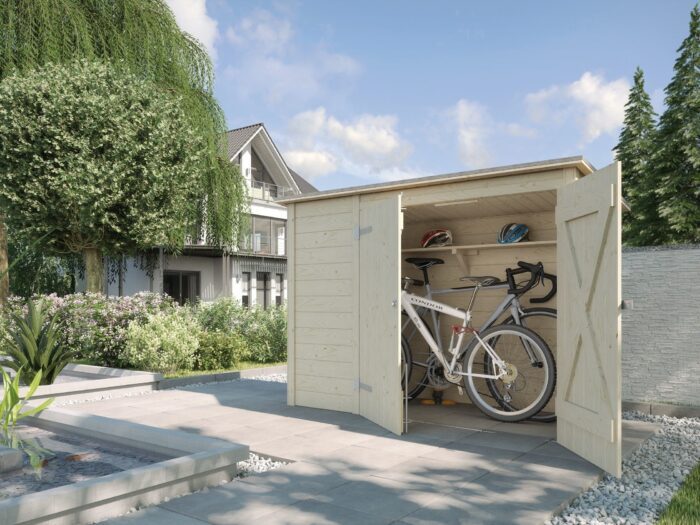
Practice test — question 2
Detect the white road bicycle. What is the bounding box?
[400,259,557,422]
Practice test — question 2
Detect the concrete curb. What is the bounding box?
[18,364,162,402]
[0,407,249,525]
[159,365,287,390]
[623,401,700,419]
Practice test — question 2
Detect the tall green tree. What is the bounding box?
[0,60,205,292]
[0,0,247,300]
[653,4,700,244]
[614,67,661,246]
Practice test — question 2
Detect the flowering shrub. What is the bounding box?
[122,310,199,373]
[196,300,286,363]
[1,293,176,367]
[1,294,286,372]
[195,332,245,370]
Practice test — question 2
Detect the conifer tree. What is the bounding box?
[614,67,661,246]
[653,4,700,244]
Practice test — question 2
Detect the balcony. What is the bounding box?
[250,180,295,201]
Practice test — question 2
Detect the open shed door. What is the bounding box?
[556,162,622,477]
[358,194,403,435]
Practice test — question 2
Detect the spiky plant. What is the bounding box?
[0,368,54,433]
[2,300,76,385]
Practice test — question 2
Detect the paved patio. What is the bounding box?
[71,378,659,525]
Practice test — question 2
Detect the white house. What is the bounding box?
[92,123,316,306]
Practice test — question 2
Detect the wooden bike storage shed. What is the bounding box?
[280,156,623,476]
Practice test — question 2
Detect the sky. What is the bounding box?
[165,0,698,191]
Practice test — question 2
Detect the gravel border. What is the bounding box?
[547,412,700,525]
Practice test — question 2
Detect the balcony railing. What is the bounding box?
[250,180,295,201]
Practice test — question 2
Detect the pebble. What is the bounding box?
[547,412,700,525]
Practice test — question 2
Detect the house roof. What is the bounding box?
[289,168,317,194]
[225,123,263,159]
[278,156,596,204]
[225,123,317,194]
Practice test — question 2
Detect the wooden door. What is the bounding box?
[556,162,622,476]
[358,194,403,434]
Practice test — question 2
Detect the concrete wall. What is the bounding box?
[622,245,700,408]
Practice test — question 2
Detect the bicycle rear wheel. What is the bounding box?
[500,308,557,422]
[462,324,555,422]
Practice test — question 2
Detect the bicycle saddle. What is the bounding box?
[405,257,444,270]
[460,275,500,286]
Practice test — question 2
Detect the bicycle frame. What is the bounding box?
[401,290,507,380]
[401,281,527,354]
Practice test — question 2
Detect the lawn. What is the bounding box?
[657,462,700,524]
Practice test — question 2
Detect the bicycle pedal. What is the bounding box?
[441,399,457,406]
[420,399,436,405]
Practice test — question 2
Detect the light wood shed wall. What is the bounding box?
[287,196,359,413]
[288,166,580,415]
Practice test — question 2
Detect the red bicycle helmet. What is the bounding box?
[420,229,453,248]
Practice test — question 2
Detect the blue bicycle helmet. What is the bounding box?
[498,223,529,244]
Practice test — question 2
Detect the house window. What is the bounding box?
[163,271,200,305]
[276,273,284,306]
[246,216,287,255]
[241,272,251,307]
[256,272,271,309]
[272,220,286,255]
[253,216,271,255]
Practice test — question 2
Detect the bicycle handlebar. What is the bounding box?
[530,272,557,304]
[505,261,543,296]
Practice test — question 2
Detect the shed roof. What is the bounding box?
[278,156,595,204]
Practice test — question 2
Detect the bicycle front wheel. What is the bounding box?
[461,324,555,422]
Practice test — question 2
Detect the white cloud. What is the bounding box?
[284,150,338,180]
[225,10,293,55]
[452,99,492,169]
[282,107,414,181]
[165,0,219,61]
[526,72,629,145]
[222,10,360,105]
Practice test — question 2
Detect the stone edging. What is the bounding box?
[623,401,700,419]
[158,365,287,390]
[0,407,249,525]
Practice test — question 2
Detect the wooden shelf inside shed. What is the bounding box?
[401,240,557,254]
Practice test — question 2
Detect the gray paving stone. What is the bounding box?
[262,499,392,524]
[457,429,550,453]
[240,460,352,498]
[160,479,303,524]
[370,454,489,488]
[400,493,553,524]
[317,444,413,472]
[312,476,443,521]
[101,507,208,524]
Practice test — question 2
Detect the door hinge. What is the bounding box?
[353,225,373,240]
[621,299,634,310]
[355,380,373,392]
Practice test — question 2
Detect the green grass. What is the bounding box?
[657,462,700,525]
[163,361,286,379]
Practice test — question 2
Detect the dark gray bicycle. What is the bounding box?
[401,258,557,422]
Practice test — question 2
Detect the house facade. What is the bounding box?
[94,123,316,306]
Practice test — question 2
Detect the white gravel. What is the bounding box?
[547,411,700,525]
[238,452,288,476]
[243,373,287,383]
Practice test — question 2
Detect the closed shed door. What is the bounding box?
[556,162,622,476]
[358,194,403,435]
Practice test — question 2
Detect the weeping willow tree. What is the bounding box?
[0,0,247,300]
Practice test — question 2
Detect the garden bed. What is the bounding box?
[0,425,164,499]
[2,364,162,403]
[0,407,248,525]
